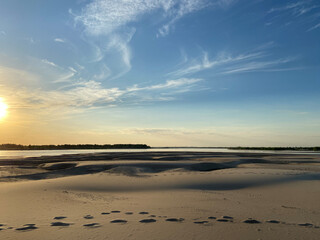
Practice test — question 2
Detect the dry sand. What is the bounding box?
[0,151,319,239]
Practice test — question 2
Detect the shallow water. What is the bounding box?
[0,148,319,159]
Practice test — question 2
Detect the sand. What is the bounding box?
[0,151,319,239]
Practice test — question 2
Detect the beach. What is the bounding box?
[0,151,319,239]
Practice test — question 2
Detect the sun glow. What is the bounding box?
[0,98,8,120]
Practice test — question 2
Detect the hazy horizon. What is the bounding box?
[0,0,319,147]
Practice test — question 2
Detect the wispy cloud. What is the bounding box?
[1,57,82,89]
[220,57,295,74]
[68,67,77,73]
[267,1,320,31]
[168,44,298,77]
[53,71,76,83]
[168,51,266,77]
[127,78,202,92]
[75,0,157,36]
[106,29,136,78]
[157,0,237,37]
[0,65,40,88]
[268,1,320,17]
[268,2,306,14]
[20,77,202,109]
[54,38,66,43]
[75,63,85,70]
[73,0,157,78]
[268,1,319,16]
[74,0,209,37]
[72,0,213,79]
[307,22,320,31]
[1,63,203,114]
[93,64,111,80]
[157,0,208,37]
[41,59,58,68]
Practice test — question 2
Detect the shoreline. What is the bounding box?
[1,148,320,162]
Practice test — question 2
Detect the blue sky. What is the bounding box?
[0,0,319,146]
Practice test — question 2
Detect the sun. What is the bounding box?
[0,98,8,120]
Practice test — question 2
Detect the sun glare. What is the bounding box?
[0,98,8,120]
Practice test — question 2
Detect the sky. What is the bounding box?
[0,0,319,147]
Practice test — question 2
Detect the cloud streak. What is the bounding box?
[41,59,58,68]
[267,0,320,31]
[168,51,266,77]
[127,78,202,92]
[54,38,66,43]
[308,22,320,31]
[168,45,297,77]
[220,57,296,74]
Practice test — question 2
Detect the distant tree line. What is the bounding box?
[0,144,151,150]
[229,147,320,151]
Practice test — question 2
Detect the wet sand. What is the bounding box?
[0,151,319,239]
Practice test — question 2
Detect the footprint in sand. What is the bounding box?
[54,216,67,220]
[84,215,94,219]
[166,218,184,222]
[194,221,209,224]
[243,219,261,224]
[139,219,157,223]
[110,219,127,224]
[101,212,110,215]
[83,223,101,228]
[139,211,149,215]
[298,223,313,227]
[125,212,133,215]
[216,216,233,222]
[111,211,121,213]
[266,220,280,224]
[149,215,156,217]
[16,224,38,231]
[0,224,6,230]
[208,217,216,220]
[217,219,229,222]
[51,222,71,227]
